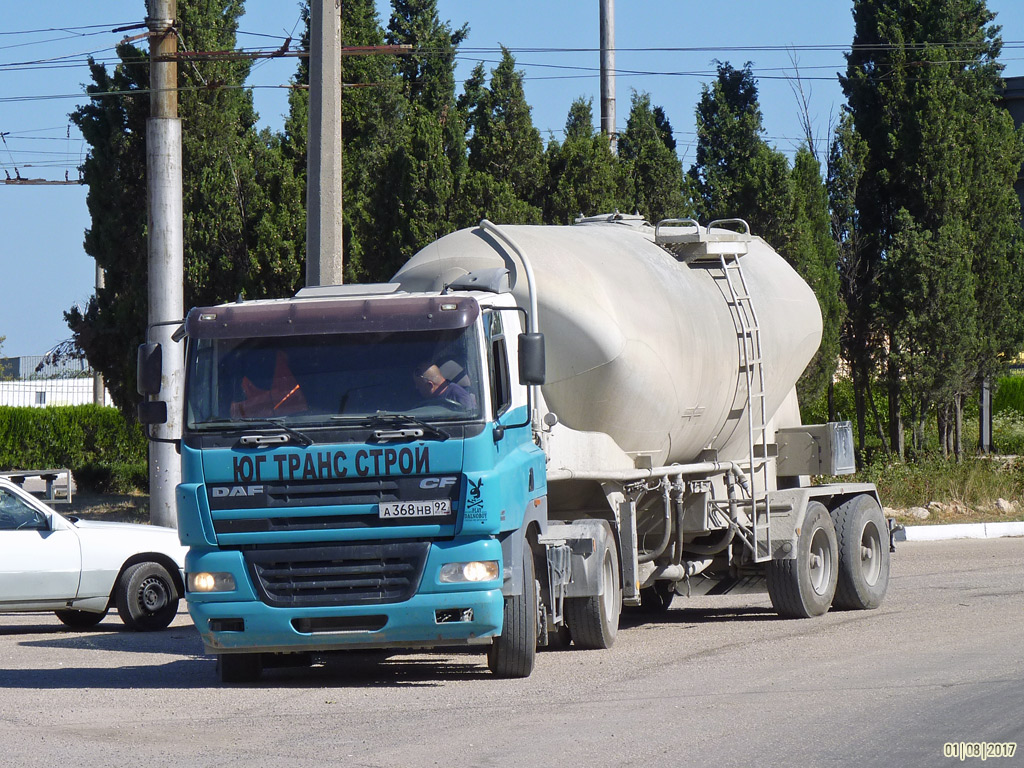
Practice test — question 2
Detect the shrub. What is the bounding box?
[994,375,1024,416]
[0,405,147,492]
[73,461,149,495]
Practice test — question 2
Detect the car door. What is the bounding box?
[0,486,82,609]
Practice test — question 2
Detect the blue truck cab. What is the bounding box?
[166,281,558,681]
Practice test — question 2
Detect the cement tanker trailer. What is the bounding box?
[395,213,890,612]
[141,213,891,682]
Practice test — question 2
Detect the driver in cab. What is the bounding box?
[412,362,476,410]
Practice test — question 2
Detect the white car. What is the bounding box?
[0,478,187,631]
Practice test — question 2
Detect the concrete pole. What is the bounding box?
[306,0,344,286]
[599,0,616,154]
[92,262,105,406]
[146,0,183,528]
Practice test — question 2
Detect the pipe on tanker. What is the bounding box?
[478,219,539,335]
[641,559,714,589]
[637,478,674,564]
[546,461,751,485]
[681,527,735,557]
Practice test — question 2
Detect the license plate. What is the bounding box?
[378,499,452,519]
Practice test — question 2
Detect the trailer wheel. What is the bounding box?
[766,501,837,618]
[487,546,537,678]
[831,494,890,610]
[217,653,263,683]
[565,538,620,649]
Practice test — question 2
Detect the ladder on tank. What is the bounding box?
[654,218,772,562]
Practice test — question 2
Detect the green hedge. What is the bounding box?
[994,375,1024,415]
[0,405,148,493]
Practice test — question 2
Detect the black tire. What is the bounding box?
[115,561,179,631]
[487,545,538,678]
[54,608,107,629]
[639,580,675,613]
[766,501,838,618]
[831,494,890,610]
[217,653,263,683]
[565,539,621,649]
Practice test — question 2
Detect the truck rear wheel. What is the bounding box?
[565,539,620,649]
[217,653,263,683]
[831,494,890,610]
[766,501,837,618]
[487,546,537,678]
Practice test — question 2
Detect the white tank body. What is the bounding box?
[393,219,822,466]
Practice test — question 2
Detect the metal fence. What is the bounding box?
[0,355,109,407]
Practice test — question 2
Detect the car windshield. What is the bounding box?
[185,326,484,431]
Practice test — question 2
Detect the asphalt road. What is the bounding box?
[2,538,1022,768]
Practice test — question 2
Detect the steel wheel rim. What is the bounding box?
[860,521,882,586]
[139,576,170,613]
[809,527,833,595]
[600,551,617,620]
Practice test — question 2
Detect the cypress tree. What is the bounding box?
[688,62,792,248]
[543,98,622,223]
[842,0,1024,455]
[458,48,545,226]
[67,1,305,411]
[617,91,688,223]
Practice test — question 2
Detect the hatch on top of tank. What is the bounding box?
[573,211,649,227]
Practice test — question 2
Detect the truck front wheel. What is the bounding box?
[565,538,621,649]
[766,501,838,618]
[487,546,537,678]
[830,494,890,610]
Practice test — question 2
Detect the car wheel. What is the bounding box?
[115,561,179,631]
[55,608,108,629]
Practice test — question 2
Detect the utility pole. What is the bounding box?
[92,262,105,406]
[146,0,184,527]
[307,0,344,286]
[599,0,616,154]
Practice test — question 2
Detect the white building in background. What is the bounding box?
[0,355,110,407]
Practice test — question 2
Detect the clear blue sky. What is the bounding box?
[1,0,1022,358]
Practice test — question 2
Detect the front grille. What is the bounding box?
[208,476,461,535]
[245,542,430,608]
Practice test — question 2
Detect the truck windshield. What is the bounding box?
[185,327,484,431]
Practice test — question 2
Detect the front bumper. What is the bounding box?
[185,537,504,654]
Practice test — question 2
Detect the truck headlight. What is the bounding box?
[439,560,500,583]
[188,572,236,592]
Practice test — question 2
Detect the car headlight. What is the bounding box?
[188,572,236,592]
[439,560,500,583]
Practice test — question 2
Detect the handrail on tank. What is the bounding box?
[478,219,540,336]
[706,218,751,236]
[654,217,702,241]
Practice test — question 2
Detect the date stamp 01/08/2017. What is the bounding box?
[944,742,1017,761]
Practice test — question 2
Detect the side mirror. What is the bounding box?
[137,342,163,396]
[518,333,546,386]
[138,400,168,426]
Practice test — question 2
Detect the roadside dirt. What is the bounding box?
[63,492,150,524]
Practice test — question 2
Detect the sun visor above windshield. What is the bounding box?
[185,296,481,339]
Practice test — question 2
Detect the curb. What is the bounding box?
[895,521,1024,542]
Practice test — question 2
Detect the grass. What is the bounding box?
[852,454,1024,525]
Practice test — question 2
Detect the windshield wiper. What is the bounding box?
[198,418,313,447]
[331,413,450,441]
